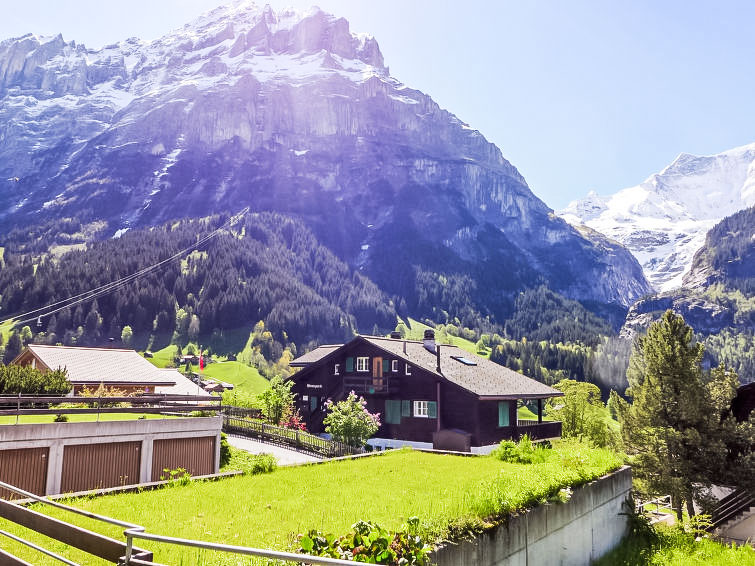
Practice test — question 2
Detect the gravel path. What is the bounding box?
[226,434,322,466]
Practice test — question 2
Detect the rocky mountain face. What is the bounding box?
[560,143,755,292]
[622,206,755,337]
[0,1,650,324]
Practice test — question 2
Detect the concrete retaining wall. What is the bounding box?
[0,417,222,495]
[434,466,632,566]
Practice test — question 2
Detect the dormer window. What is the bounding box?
[391,360,398,373]
[405,364,412,376]
[356,357,369,372]
[334,363,340,375]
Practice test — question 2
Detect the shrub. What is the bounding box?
[491,434,548,464]
[220,432,232,467]
[53,414,68,422]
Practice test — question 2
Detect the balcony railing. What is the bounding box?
[514,420,562,440]
[342,375,399,395]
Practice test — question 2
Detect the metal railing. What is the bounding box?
[0,480,361,566]
[636,494,673,524]
[0,393,222,422]
[223,414,363,458]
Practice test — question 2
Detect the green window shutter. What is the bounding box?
[345,357,354,372]
[383,359,390,373]
[498,401,510,427]
[385,400,401,424]
[401,400,410,417]
[428,401,437,418]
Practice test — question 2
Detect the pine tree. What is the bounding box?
[619,310,726,519]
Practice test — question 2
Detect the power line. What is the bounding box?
[3,208,248,329]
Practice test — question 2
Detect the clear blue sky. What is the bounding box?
[2,0,755,209]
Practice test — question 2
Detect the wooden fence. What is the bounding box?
[222,414,363,458]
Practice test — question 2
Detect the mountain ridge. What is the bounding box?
[559,142,755,292]
[0,2,650,329]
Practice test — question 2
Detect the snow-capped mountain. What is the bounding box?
[559,143,755,292]
[0,1,651,317]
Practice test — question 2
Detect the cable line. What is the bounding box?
[2,208,248,328]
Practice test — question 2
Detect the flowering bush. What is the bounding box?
[323,391,380,448]
[279,406,307,431]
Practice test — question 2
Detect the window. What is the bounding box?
[498,401,510,427]
[413,400,429,417]
[413,401,437,418]
[334,363,340,375]
[391,360,398,372]
[356,356,369,372]
[405,364,412,376]
[385,400,402,424]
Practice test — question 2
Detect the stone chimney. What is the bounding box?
[423,329,436,353]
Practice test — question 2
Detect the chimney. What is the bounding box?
[436,344,441,373]
[390,331,401,339]
[423,329,436,353]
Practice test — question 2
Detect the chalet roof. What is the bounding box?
[15,345,176,386]
[155,369,204,396]
[289,344,341,367]
[292,336,563,399]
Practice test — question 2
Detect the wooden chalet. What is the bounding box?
[12,345,177,394]
[290,330,564,452]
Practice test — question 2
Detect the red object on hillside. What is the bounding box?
[199,351,204,371]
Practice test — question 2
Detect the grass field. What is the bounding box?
[0,442,621,565]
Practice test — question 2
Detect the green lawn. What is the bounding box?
[0,413,169,425]
[0,442,621,565]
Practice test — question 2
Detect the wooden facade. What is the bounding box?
[291,335,563,449]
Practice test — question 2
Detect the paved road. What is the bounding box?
[226,434,321,466]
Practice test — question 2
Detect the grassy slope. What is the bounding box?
[0,443,621,565]
[147,345,269,398]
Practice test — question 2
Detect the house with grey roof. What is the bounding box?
[12,345,177,394]
[290,330,564,452]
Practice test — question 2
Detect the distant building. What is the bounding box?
[12,345,177,394]
[290,331,564,452]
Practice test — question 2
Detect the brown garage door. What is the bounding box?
[151,436,215,481]
[61,442,140,493]
[0,447,48,499]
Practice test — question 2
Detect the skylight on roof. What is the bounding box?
[451,355,477,366]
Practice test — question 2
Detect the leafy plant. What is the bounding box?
[160,467,191,487]
[53,413,68,422]
[298,517,433,565]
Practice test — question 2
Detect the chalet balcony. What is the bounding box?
[515,419,562,441]
[342,375,399,396]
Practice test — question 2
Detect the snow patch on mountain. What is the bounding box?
[560,142,755,292]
